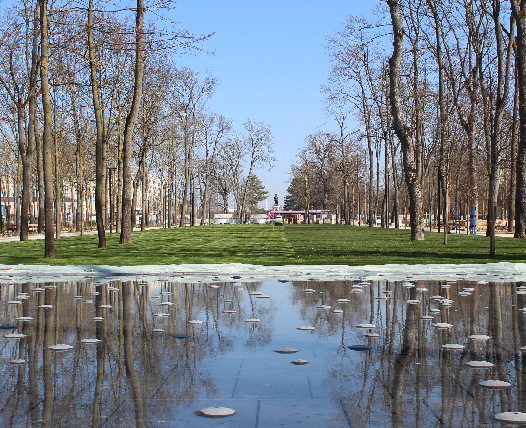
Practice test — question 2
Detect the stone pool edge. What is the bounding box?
[0,262,525,283]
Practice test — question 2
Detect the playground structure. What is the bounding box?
[451,207,510,234]
[450,208,477,235]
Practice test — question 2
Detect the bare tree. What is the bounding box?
[304,132,335,210]
[39,0,54,257]
[388,0,425,240]
[325,104,354,224]
[120,0,145,245]
[485,0,514,256]
[512,0,526,237]
[239,120,275,222]
[441,0,486,233]
[0,4,40,241]
[197,114,231,225]
[170,68,216,227]
[213,136,244,213]
[87,0,108,248]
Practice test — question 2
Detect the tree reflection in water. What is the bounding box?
[1,278,526,426]
[391,286,418,428]
[123,281,145,427]
[42,285,54,427]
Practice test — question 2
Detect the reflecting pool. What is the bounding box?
[1,277,526,427]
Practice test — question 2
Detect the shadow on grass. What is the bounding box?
[283,224,526,265]
[0,224,524,266]
[0,225,295,266]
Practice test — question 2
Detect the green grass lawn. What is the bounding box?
[284,224,526,264]
[0,224,524,266]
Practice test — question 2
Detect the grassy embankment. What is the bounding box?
[0,224,524,266]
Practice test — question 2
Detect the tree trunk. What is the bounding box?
[487,1,514,255]
[117,105,123,234]
[5,178,11,233]
[200,143,211,226]
[39,0,54,258]
[180,134,191,227]
[201,179,209,225]
[191,175,196,226]
[376,142,380,224]
[105,164,109,230]
[512,0,526,238]
[384,130,390,228]
[132,177,139,228]
[120,0,145,244]
[240,170,253,224]
[141,162,147,231]
[167,161,173,226]
[53,96,61,239]
[509,73,519,232]
[5,4,40,241]
[36,115,45,234]
[88,0,106,248]
[343,175,349,224]
[16,156,21,234]
[428,0,450,244]
[366,121,374,228]
[388,0,424,240]
[18,103,31,241]
[466,104,478,227]
[22,7,40,240]
[71,94,84,235]
[0,179,3,232]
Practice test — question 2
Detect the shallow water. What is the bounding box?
[1,278,525,427]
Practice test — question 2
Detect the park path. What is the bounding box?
[0,226,164,243]
[0,225,514,243]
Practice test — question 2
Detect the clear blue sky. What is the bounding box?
[170,1,378,207]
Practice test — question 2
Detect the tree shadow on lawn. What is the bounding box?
[289,247,526,264]
[0,240,294,266]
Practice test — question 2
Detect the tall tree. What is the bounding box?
[212,136,244,213]
[486,0,514,256]
[171,68,216,227]
[39,0,54,257]
[88,0,107,248]
[0,4,40,241]
[512,0,526,237]
[388,0,425,240]
[424,0,452,243]
[239,120,275,222]
[198,114,231,225]
[442,0,485,232]
[120,0,145,244]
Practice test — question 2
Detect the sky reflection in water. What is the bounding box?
[0,278,525,427]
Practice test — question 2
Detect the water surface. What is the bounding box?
[1,278,525,427]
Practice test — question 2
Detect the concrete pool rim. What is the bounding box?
[0,261,525,283]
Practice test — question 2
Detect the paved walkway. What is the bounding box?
[0,225,515,243]
[0,226,164,242]
[427,227,515,238]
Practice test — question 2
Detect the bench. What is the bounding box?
[474,220,508,232]
[495,220,508,231]
[29,223,38,233]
